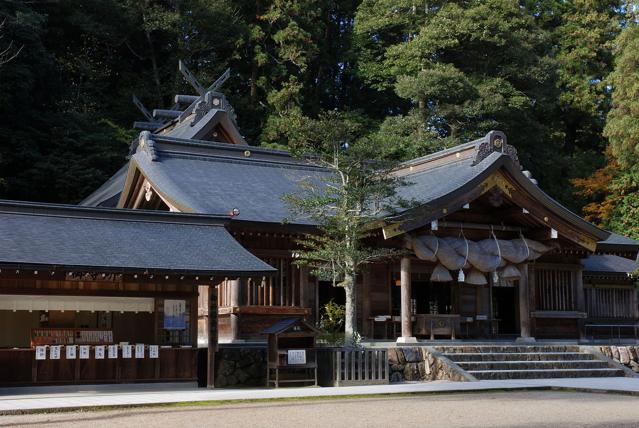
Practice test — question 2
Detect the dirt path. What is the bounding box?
[1,391,638,428]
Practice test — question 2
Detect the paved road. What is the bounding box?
[1,391,638,428]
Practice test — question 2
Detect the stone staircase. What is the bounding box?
[433,345,625,380]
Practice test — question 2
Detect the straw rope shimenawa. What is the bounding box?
[406,233,553,283]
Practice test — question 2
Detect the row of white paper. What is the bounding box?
[35,344,159,360]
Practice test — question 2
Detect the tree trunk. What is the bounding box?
[343,273,357,346]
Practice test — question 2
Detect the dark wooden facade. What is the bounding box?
[0,271,202,386]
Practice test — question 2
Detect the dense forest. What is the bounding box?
[0,1,638,237]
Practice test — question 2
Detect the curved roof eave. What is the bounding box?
[388,155,609,243]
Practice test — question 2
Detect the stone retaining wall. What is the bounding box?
[598,345,639,373]
[388,347,469,382]
[215,346,266,387]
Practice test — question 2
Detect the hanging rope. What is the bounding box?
[520,230,530,260]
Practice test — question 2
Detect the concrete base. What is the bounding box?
[515,336,537,343]
[396,336,418,344]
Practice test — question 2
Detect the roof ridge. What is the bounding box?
[158,150,328,172]
[154,134,293,157]
[0,199,231,226]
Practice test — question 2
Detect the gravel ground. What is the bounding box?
[1,391,638,428]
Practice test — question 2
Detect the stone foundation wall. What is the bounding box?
[215,346,266,387]
[388,347,469,383]
[598,346,639,374]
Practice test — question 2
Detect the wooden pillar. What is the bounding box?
[397,257,417,343]
[574,267,586,340]
[207,284,218,389]
[362,267,372,337]
[299,266,310,309]
[516,263,534,342]
[229,278,241,342]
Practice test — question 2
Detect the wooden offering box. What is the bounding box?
[263,317,320,388]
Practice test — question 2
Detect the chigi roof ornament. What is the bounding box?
[472,130,520,167]
[131,60,237,132]
[177,60,235,127]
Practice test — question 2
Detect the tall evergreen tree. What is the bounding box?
[354,1,558,180]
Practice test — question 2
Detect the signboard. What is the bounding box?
[287,349,306,365]
[122,345,132,359]
[66,345,77,360]
[79,345,90,359]
[50,345,61,360]
[108,345,118,359]
[135,344,145,359]
[35,346,47,360]
[163,299,186,330]
[95,345,105,359]
[149,345,159,359]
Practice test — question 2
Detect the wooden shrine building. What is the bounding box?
[79,64,639,346]
[0,200,274,386]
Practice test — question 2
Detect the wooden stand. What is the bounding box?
[263,317,319,388]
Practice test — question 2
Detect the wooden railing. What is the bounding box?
[586,287,636,319]
[217,257,305,308]
[318,348,389,386]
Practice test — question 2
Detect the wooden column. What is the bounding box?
[207,284,218,389]
[229,278,241,342]
[299,266,312,310]
[574,267,586,340]
[516,264,535,342]
[362,267,372,337]
[397,257,417,343]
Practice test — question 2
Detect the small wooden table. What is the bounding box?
[414,314,460,340]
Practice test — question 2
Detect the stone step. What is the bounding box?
[457,360,609,371]
[434,345,581,354]
[468,368,624,380]
[443,352,595,362]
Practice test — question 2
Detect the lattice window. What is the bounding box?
[585,287,635,319]
[535,268,576,311]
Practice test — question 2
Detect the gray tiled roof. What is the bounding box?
[81,131,639,253]
[597,232,639,252]
[129,138,330,225]
[0,200,275,275]
[396,152,499,208]
[582,254,638,274]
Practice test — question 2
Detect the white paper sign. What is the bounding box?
[35,346,47,360]
[79,345,90,359]
[287,349,306,365]
[95,345,105,359]
[135,344,145,359]
[149,345,159,359]
[50,345,61,360]
[66,345,77,360]
[122,345,132,359]
[108,345,118,359]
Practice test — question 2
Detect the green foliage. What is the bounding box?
[317,299,346,346]
[354,0,559,177]
[284,110,407,342]
[605,24,639,168]
[0,0,635,232]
